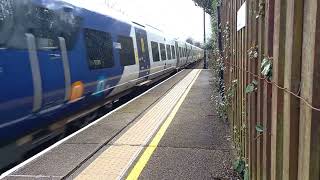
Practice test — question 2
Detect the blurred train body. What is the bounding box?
[0,0,203,170]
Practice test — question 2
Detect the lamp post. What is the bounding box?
[203,8,207,69]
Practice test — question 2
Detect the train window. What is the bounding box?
[27,6,59,50]
[118,35,135,66]
[151,41,160,62]
[0,0,14,47]
[58,16,82,51]
[179,47,182,58]
[31,6,82,50]
[166,45,171,60]
[171,45,176,59]
[160,43,166,60]
[84,28,114,69]
[1,4,82,50]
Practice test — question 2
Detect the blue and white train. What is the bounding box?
[0,0,203,170]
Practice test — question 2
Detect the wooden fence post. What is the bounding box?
[262,1,274,180]
[270,0,286,179]
[257,0,266,179]
[282,0,303,179]
[298,0,320,179]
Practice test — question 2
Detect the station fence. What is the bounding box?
[217,0,320,179]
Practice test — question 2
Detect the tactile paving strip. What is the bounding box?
[75,69,201,180]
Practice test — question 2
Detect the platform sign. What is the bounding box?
[237,1,246,31]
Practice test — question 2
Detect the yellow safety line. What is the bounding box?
[126,69,202,180]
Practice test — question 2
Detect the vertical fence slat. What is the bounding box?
[298,0,320,179]
[262,1,274,180]
[240,0,245,158]
[244,0,249,162]
[247,1,252,176]
[282,0,303,179]
[257,0,265,179]
[251,0,259,179]
[232,0,236,142]
[270,0,286,179]
[236,0,240,155]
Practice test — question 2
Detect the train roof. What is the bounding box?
[53,0,202,50]
[61,0,131,24]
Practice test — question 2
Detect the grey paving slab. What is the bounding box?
[140,70,235,179]
[155,70,231,150]
[139,147,233,180]
[7,143,100,179]
[67,112,136,144]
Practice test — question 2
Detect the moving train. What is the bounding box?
[0,0,203,170]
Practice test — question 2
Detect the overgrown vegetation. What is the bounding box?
[202,0,250,179]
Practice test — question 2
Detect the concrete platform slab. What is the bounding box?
[139,147,233,179]
[6,143,100,179]
[138,70,235,179]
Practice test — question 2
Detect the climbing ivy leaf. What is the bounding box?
[233,159,245,174]
[261,58,268,69]
[245,84,254,94]
[261,57,273,80]
[244,167,249,180]
[246,80,258,94]
[262,63,271,76]
[256,124,264,132]
[252,80,258,86]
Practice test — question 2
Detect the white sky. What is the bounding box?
[90,0,212,43]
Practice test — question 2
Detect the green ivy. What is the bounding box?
[244,167,249,180]
[245,80,258,94]
[248,46,258,60]
[261,57,273,80]
[233,159,245,174]
[255,124,264,132]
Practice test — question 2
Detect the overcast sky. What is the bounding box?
[90,0,212,43]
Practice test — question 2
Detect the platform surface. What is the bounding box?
[4,69,234,180]
[138,70,234,179]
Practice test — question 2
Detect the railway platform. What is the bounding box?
[2,69,235,180]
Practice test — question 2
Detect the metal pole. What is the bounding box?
[203,8,207,69]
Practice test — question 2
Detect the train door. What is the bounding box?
[26,34,69,112]
[24,4,79,112]
[175,42,180,67]
[135,27,151,78]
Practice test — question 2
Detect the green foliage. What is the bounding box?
[261,57,273,80]
[248,46,259,60]
[205,37,216,50]
[245,84,255,94]
[234,159,249,179]
[233,159,245,174]
[255,124,264,133]
[192,0,219,14]
[245,80,258,94]
[244,167,249,180]
[252,80,258,86]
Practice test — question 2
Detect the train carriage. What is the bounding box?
[0,0,203,171]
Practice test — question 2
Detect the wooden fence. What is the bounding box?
[217,0,320,179]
